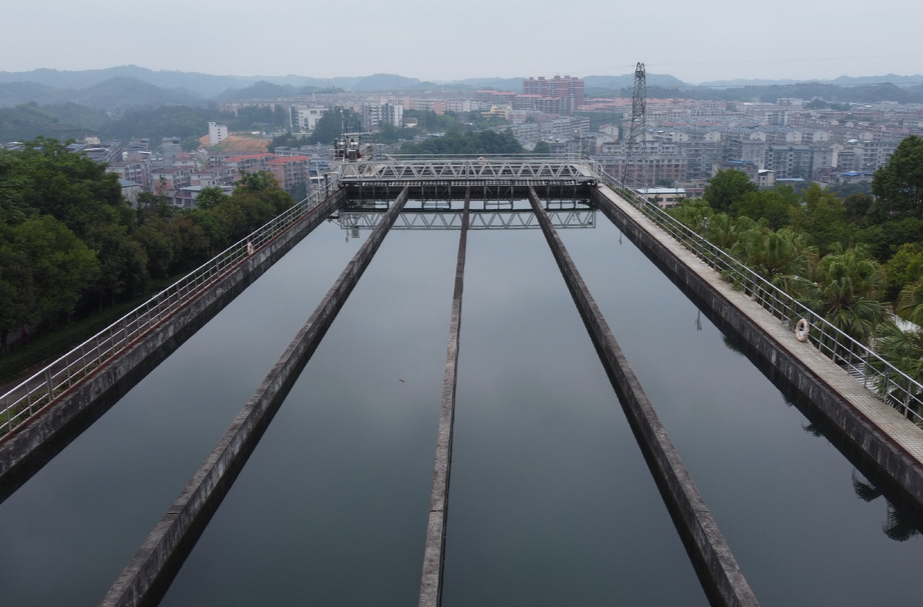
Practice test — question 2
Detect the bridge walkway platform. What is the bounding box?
[594,185,923,501]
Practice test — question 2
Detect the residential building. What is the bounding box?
[362,103,404,130]
[162,137,182,168]
[208,122,228,146]
[523,76,585,115]
[267,156,311,191]
[290,106,327,132]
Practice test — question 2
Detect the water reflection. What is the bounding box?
[852,471,923,542]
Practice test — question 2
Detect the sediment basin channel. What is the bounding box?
[0,201,921,606]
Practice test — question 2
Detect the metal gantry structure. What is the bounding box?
[624,62,648,190]
[334,208,597,231]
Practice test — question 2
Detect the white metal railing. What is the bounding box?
[0,185,336,437]
[597,171,923,426]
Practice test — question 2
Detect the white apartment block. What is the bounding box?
[290,106,328,132]
[208,122,228,146]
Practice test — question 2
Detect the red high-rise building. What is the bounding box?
[522,76,585,115]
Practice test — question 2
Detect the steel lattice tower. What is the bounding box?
[624,62,647,189]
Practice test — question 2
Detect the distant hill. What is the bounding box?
[0,76,205,112]
[66,77,205,111]
[0,103,101,143]
[0,82,59,108]
[216,80,304,100]
[585,73,687,92]
[450,77,523,92]
[700,74,923,88]
[214,80,338,100]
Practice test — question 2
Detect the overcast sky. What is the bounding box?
[4,0,922,84]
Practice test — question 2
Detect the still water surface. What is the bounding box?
[1,204,922,606]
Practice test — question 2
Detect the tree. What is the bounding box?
[703,169,758,213]
[789,183,848,255]
[872,135,923,218]
[84,223,148,309]
[794,245,886,344]
[1,215,98,323]
[309,107,362,145]
[731,227,811,283]
[884,243,923,301]
[133,218,175,279]
[532,141,550,155]
[1,137,125,236]
[730,186,799,230]
[194,186,230,210]
[399,129,524,155]
[842,193,874,224]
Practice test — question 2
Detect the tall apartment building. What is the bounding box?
[208,122,228,146]
[362,103,403,130]
[267,156,311,192]
[523,76,585,115]
[290,106,327,132]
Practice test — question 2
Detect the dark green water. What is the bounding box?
[0,204,922,606]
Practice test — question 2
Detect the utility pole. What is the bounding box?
[624,63,647,190]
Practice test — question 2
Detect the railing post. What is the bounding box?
[44,368,53,401]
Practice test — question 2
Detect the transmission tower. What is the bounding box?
[624,62,647,190]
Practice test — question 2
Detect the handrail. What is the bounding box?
[596,170,923,426]
[0,183,336,437]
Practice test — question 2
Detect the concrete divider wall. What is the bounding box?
[529,188,759,607]
[99,188,409,607]
[591,186,923,508]
[0,189,348,502]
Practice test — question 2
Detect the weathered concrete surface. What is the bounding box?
[418,190,470,607]
[98,188,408,607]
[529,187,760,607]
[592,185,923,509]
[0,190,348,504]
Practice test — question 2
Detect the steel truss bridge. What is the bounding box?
[335,156,599,202]
[334,206,596,231]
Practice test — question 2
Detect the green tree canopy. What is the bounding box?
[872,135,923,218]
[309,107,362,145]
[399,129,524,155]
[703,169,758,213]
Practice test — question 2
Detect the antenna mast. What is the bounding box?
[624,62,647,189]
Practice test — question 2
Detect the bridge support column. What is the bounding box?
[527,187,760,607]
[99,188,410,607]
[418,188,470,607]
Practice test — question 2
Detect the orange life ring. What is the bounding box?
[795,318,809,342]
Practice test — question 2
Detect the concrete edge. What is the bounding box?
[0,190,348,504]
[418,189,470,607]
[591,185,923,509]
[528,187,760,607]
[98,187,409,607]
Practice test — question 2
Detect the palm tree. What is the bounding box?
[794,245,886,345]
[897,279,923,325]
[852,472,922,542]
[731,227,812,284]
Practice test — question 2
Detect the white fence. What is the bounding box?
[0,186,333,437]
[598,171,923,426]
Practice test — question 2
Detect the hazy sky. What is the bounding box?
[4,0,922,83]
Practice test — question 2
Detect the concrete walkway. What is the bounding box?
[595,185,923,500]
